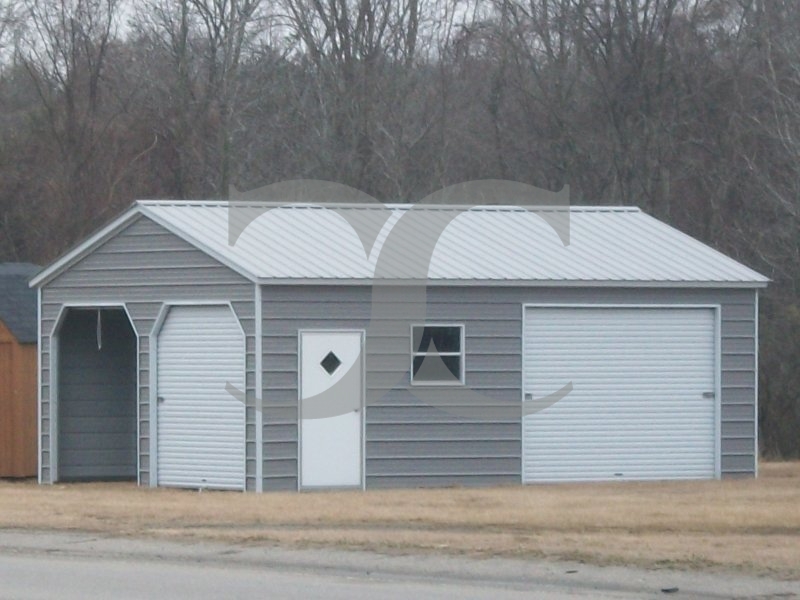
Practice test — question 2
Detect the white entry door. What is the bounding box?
[157,305,245,490]
[300,331,363,488]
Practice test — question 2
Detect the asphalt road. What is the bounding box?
[0,552,643,600]
[0,531,796,599]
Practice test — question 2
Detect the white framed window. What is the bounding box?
[410,324,465,385]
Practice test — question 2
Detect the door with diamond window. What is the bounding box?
[300,331,363,488]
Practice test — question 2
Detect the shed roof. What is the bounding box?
[0,263,40,343]
[31,200,768,288]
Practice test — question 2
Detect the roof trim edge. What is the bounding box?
[29,207,143,288]
[31,203,262,288]
[137,204,259,283]
[254,277,768,288]
[636,211,769,283]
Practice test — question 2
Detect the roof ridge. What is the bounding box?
[135,200,640,212]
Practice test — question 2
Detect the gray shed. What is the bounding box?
[30,201,768,490]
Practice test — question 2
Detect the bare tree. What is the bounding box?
[0,1,19,58]
[131,0,264,198]
[723,0,800,457]
[19,0,119,155]
[13,0,144,253]
[278,0,445,197]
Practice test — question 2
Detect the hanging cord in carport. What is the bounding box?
[96,309,103,350]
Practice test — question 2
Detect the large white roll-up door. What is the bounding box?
[523,307,717,482]
[157,305,245,490]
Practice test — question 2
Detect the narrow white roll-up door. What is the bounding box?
[157,305,245,490]
[523,307,717,482]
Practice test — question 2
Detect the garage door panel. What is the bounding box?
[523,307,717,482]
[531,398,715,409]
[157,305,245,490]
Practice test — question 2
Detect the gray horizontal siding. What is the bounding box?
[367,475,517,488]
[262,285,757,489]
[261,285,523,490]
[40,216,256,488]
[367,440,520,457]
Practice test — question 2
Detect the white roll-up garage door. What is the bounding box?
[523,306,717,482]
[157,305,245,490]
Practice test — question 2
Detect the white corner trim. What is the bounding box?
[255,285,264,492]
[754,290,760,478]
[36,288,42,484]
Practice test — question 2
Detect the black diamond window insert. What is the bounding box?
[320,351,342,375]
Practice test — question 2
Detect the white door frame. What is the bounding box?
[150,301,247,490]
[297,329,366,491]
[521,303,722,481]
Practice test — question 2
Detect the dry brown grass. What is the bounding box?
[1,462,798,578]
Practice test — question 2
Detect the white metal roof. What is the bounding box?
[31,200,769,287]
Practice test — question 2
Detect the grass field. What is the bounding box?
[1,462,798,578]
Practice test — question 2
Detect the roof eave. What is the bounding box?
[635,211,770,283]
[30,202,262,288]
[29,206,143,288]
[254,277,769,288]
[137,204,259,284]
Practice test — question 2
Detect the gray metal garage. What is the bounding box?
[30,201,767,490]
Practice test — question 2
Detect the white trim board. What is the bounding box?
[255,284,264,492]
